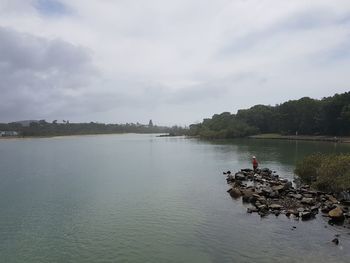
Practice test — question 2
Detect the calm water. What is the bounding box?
[0,134,349,263]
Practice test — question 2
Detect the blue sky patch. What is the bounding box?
[35,0,70,16]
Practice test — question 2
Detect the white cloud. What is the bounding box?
[0,0,350,125]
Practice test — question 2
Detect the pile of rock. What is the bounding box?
[224,168,350,223]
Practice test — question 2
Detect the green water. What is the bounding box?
[0,134,349,263]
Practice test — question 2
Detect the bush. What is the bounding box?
[295,153,350,192]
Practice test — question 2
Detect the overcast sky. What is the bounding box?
[0,0,350,125]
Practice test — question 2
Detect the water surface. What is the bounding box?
[0,134,349,262]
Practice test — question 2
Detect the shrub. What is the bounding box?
[295,153,350,192]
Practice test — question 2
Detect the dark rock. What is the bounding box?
[228,188,241,198]
[283,181,293,190]
[310,206,319,213]
[258,210,269,217]
[332,238,339,245]
[235,172,246,181]
[257,204,267,211]
[301,211,315,220]
[226,174,234,183]
[261,168,271,174]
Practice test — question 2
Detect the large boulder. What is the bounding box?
[228,187,241,198]
[328,206,344,221]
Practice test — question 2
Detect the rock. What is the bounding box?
[286,209,298,217]
[269,204,283,210]
[301,197,315,205]
[269,191,279,198]
[326,194,338,204]
[303,193,314,198]
[332,238,339,245]
[235,172,246,181]
[321,205,331,213]
[292,194,303,200]
[272,185,284,192]
[257,204,267,211]
[301,211,315,220]
[261,188,273,197]
[226,175,235,183]
[228,187,241,198]
[261,168,271,174]
[283,181,293,190]
[259,211,268,217]
[242,189,255,203]
[310,206,319,213]
[328,206,344,221]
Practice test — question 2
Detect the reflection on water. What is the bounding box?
[0,134,349,263]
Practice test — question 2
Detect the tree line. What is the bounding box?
[188,91,350,139]
[0,120,187,137]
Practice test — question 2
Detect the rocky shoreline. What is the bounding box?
[224,168,350,228]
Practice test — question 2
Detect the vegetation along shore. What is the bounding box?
[188,91,350,139]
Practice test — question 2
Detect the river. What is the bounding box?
[0,134,349,262]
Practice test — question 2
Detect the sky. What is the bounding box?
[0,0,350,126]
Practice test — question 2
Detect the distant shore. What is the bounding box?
[0,133,158,140]
[249,133,350,143]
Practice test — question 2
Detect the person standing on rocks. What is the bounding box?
[252,156,258,171]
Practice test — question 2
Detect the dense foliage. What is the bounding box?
[295,153,350,193]
[0,120,187,137]
[189,92,350,138]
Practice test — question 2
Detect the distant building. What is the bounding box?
[0,131,19,137]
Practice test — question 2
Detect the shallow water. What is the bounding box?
[0,134,349,262]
